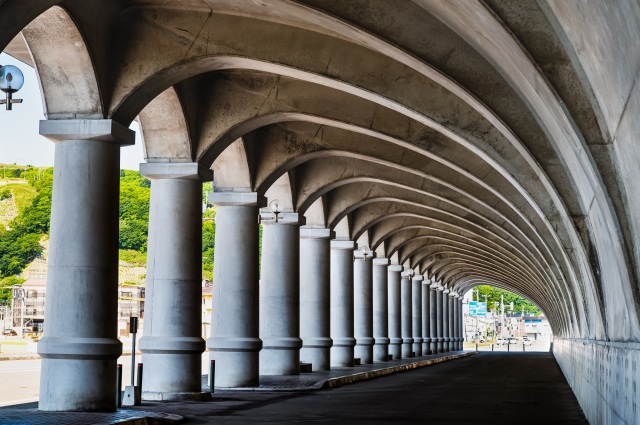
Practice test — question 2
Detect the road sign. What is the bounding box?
[469,301,487,317]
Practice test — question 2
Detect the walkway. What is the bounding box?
[138,352,587,424]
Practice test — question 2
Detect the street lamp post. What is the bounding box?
[0,65,24,110]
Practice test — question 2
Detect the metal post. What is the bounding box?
[491,344,494,352]
[507,342,510,352]
[129,317,138,387]
[136,363,143,388]
[209,360,216,393]
[116,364,122,407]
[523,344,525,352]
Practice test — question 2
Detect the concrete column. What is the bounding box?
[37,120,133,411]
[452,293,460,351]
[354,251,374,364]
[400,271,414,358]
[458,296,464,351]
[330,240,356,367]
[422,279,431,355]
[412,275,423,356]
[373,258,390,361]
[448,291,455,352]
[208,192,265,387]
[442,288,450,352]
[436,285,444,353]
[139,163,211,400]
[387,265,403,360]
[300,228,334,371]
[259,213,304,375]
[429,284,438,354]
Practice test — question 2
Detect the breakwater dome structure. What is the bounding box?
[2,1,639,423]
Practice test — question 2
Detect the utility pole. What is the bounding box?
[501,294,505,338]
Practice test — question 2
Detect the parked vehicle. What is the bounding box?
[508,337,518,345]
[2,329,17,336]
[522,336,532,346]
[496,337,507,345]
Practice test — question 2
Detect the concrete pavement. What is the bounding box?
[133,352,588,424]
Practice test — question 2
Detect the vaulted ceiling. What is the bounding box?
[3,0,640,341]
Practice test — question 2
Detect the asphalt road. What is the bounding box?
[138,352,587,425]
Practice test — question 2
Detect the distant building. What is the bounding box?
[202,280,213,339]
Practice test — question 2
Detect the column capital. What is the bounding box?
[259,212,305,226]
[373,257,390,266]
[388,264,403,272]
[330,239,356,250]
[140,162,213,181]
[39,119,135,145]
[450,291,460,298]
[300,227,335,239]
[208,191,267,207]
[401,271,414,279]
[443,288,450,294]
[411,275,424,282]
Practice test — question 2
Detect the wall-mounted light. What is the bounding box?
[355,245,373,261]
[0,65,24,110]
[259,199,283,224]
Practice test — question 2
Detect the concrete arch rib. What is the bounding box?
[137,87,193,162]
[20,6,103,118]
[201,110,586,336]
[418,0,636,338]
[0,1,61,53]
[109,45,593,338]
[365,214,574,331]
[108,6,598,336]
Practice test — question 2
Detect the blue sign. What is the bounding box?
[469,301,487,317]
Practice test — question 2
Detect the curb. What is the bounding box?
[322,351,477,388]
[216,351,476,392]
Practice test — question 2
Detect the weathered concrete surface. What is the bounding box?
[555,338,640,425]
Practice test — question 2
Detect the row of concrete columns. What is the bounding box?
[36,122,463,411]
[208,192,464,389]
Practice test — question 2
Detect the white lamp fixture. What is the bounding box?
[0,65,24,110]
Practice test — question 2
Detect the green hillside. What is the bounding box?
[0,165,217,302]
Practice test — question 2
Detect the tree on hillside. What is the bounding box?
[472,285,541,315]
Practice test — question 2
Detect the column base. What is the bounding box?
[260,348,300,375]
[39,358,117,411]
[401,343,413,358]
[389,342,402,360]
[331,346,355,368]
[413,344,423,356]
[355,345,374,364]
[141,339,204,394]
[430,342,437,354]
[142,391,212,401]
[210,351,259,387]
[301,347,330,371]
[373,344,389,362]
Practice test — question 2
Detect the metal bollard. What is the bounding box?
[116,364,123,407]
[491,344,494,352]
[137,363,143,388]
[523,344,525,352]
[209,360,216,393]
[508,343,510,352]
[475,343,478,352]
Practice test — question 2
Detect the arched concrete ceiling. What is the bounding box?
[3,0,639,341]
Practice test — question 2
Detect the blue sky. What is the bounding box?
[0,52,144,170]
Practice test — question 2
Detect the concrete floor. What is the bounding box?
[136,352,588,424]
